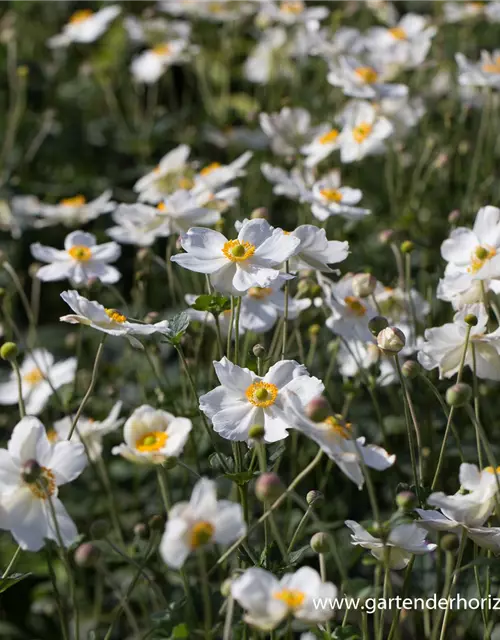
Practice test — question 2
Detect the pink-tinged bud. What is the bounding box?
[377,327,406,355]
[352,273,377,298]
[305,396,330,422]
[378,229,394,245]
[250,207,268,220]
[448,209,460,225]
[74,542,100,568]
[255,473,284,502]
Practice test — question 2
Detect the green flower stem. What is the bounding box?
[436,536,467,640]
[282,260,290,360]
[45,547,70,640]
[10,358,25,418]
[386,556,415,640]
[287,505,313,554]
[471,344,484,467]
[4,261,36,346]
[227,296,235,360]
[234,296,242,365]
[198,549,213,639]
[1,545,21,579]
[156,464,172,512]
[395,357,423,491]
[223,594,235,640]
[353,438,381,526]
[319,552,332,635]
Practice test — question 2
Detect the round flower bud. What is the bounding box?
[396,491,417,511]
[306,490,324,507]
[446,383,472,408]
[377,327,406,355]
[400,240,414,254]
[0,342,18,361]
[148,514,165,532]
[378,229,394,245]
[90,519,110,540]
[252,344,266,359]
[308,324,321,338]
[368,316,389,336]
[250,207,268,220]
[255,472,284,503]
[221,578,232,597]
[448,209,460,224]
[310,532,330,554]
[440,533,460,553]
[464,313,478,327]
[21,459,42,484]
[248,424,265,440]
[305,396,330,422]
[352,273,377,298]
[133,523,149,540]
[401,360,420,379]
[74,542,100,568]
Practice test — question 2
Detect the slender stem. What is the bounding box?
[227,296,235,360]
[156,465,172,513]
[395,357,421,493]
[387,556,415,640]
[319,553,332,635]
[234,296,242,366]
[11,359,25,418]
[198,549,213,639]
[45,548,69,640]
[3,262,36,346]
[471,344,483,467]
[437,536,467,640]
[287,506,312,554]
[282,261,290,360]
[223,595,235,640]
[1,545,21,579]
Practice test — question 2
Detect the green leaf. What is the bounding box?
[223,470,258,486]
[332,625,362,640]
[160,312,190,346]
[190,294,230,315]
[0,573,32,594]
[209,452,234,473]
[171,623,189,639]
[288,544,311,564]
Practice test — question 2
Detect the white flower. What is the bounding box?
[338,101,393,164]
[337,339,398,386]
[171,220,299,296]
[52,402,123,461]
[244,27,288,85]
[285,391,395,489]
[259,107,318,156]
[48,5,121,47]
[301,126,341,167]
[36,191,115,227]
[0,417,86,551]
[31,231,121,286]
[131,39,190,84]
[240,284,310,334]
[327,56,408,100]
[456,50,500,89]
[374,285,430,324]
[112,405,192,464]
[0,349,76,416]
[261,163,313,201]
[134,145,191,203]
[257,1,329,26]
[289,225,349,272]
[418,303,500,380]
[310,171,371,221]
[160,477,246,569]
[190,152,253,199]
[444,2,499,23]
[345,520,436,570]
[199,357,323,443]
[231,566,337,631]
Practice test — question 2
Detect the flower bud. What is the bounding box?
[401,360,420,379]
[310,532,330,554]
[440,533,460,553]
[396,491,417,511]
[377,327,406,355]
[306,490,324,507]
[368,316,389,336]
[148,514,165,532]
[248,424,265,440]
[252,344,266,359]
[308,324,321,339]
[464,313,478,327]
[0,342,18,361]
[133,523,149,540]
[21,459,42,484]
[448,209,460,225]
[221,578,232,597]
[255,472,284,502]
[400,240,414,254]
[446,383,472,408]
[90,519,110,540]
[250,207,268,220]
[378,229,394,245]
[305,396,330,422]
[74,542,100,568]
[352,273,377,298]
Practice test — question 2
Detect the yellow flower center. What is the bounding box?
[47,429,58,443]
[68,245,92,262]
[23,367,44,385]
[200,162,222,176]
[136,431,168,452]
[273,588,305,609]
[482,56,500,74]
[280,1,304,14]
[248,287,273,300]
[190,521,215,548]
[353,122,373,144]
[60,195,86,207]
[222,239,256,262]
[468,245,497,273]
[319,129,339,145]
[320,188,343,203]
[178,176,194,189]
[27,467,56,500]
[388,26,407,40]
[344,296,367,316]
[69,9,93,24]
[153,43,171,56]
[208,2,224,12]
[157,202,167,212]
[324,415,352,439]
[245,381,279,407]
[484,466,500,474]
[355,66,379,84]
[105,308,127,323]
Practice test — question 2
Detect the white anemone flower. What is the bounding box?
[171,220,299,296]
[417,303,500,380]
[301,126,341,167]
[190,152,253,199]
[112,405,192,464]
[260,163,314,201]
[289,224,349,272]
[285,391,395,489]
[257,1,329,26]
[374,285,430,324]
[134,145,192,203]
[131,39,190,84]
[160,477,246,569]
[327,56,408,100]
[31,231,121,286]
[310,170,371,221]
[37,191,115,227]
[0,349,76,416]
[48,5,121,48]
[199,357,324,443]
[0,417,86,551]
[444,1,489,22]
[244,27,288,85]
[345,520,437,570]
[240,284,310,334]
[52,402,124,461]
[338,101,394,163]
[259,107,318,156]
[456,50,500,89]
[231,566,336,631]
[337,339,399,386]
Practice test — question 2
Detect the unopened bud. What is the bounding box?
[133,523,149,540]
[440,533,460,552]
[464,313,478,327]
[310,532,330,554]
[377,327,406,354]
[305,396,330,422]
[306,490,324,506]
[250,207,268,220]
[0,342,18,361]
[74,542,100,568]
[401,360,420,379]
[21,459,42,484]
[308,324,321,339]
[396,491,417,511]
[248,424,265,440]
[400,241,414,254]
[352,273,377,298]
[255,472,284,502]
[448,210,460,224]
[446,383,471,408]
[252,344,266,359]
[221,578,232,597]
[378,229,394,245]
[368,316,389,336]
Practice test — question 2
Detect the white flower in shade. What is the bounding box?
[289,225,349,273]
[48,5,121,47]
[0,417,86,551]
[444,2,500,23]
[456,50,500,88]
[377,95,425,138]
[285,391,395,489]
[327,56,408,99]
[59,290,169,347]
[171,220,299,296]
[134,145,192,203]
[52,402,123,461]
[131,39,190,84]
[240,284,310,334]
[417,303,500,380]
[345,520,437,570]
[259,107,317,156]
[37,191,115,226]
[31,231,121,286]
[337,339,398,386]
[160,0,255,22]
[199,357,323,443]
[0,349,76,416]
[260,163,313,201]
[310,171,371,221]
[338,101,393,163]
[374,286,430,324]
[258,1,329,26]
[301,126,341,167]
[244,27,288,85]
[160,477,246,569]
[190,152,253,199]
[112,405,192,464]
[231,566,337,631]
[2,195,47,238]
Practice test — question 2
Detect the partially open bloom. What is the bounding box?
[199,357,324,443]
[31,231,121,286]
[112,405,192,464]
[131,39,190,84]
[310,171,371,221]
[345,520,436,569]
[48,5,121,47]
[160,477,246,568]
[0,349,76,416]
[231,566,337,631]
[134,145,192,203]
[338,101,393,163]
[0,417,86,550]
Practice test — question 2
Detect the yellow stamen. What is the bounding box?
[157,202,167,211]
[245,381,279,408]
[344,296,367,316]
[47,429,58,443]
[353,122,373,144]
[280,1,304,14]
[324,415,352,439]
[200,162,222,176]
[484,466,500,474]
[27,467,56,500]
[222,239,256,262]
[468,245,497,273]
[248,287,273,300]
[68,245,92,262]
[60,195,86,207]
[105,308,126,323]
[355,66,379,84]
[23,368,44,385]
[136,431,168,452]
[152,43,171,56]
[388,26,407,40]
[319,129,339,145]
[482,55,500,74]
[208,2,223,12]
[178,176,194,189]
[190,521,215,548]
[273,588,305,609]
[320,188,343,203]
[69,9,93,24]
